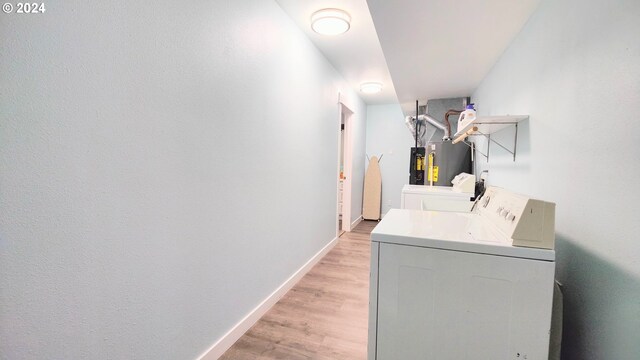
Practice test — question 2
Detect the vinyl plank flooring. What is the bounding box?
[219,220,377,360]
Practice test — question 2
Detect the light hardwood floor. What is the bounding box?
[220,220,378,360]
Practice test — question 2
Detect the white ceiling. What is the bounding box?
[276,0,541,111]
[275,0,398,105]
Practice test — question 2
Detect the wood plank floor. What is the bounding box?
[220,220,378,360]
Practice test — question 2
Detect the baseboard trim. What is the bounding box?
[197,236,339,360]
[351,215,363,229]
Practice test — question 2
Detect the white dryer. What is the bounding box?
[368,186,556,360]
[400,185,473,212]
[401,173,476,212]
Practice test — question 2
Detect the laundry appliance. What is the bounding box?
[401,173,476,212]
[368,186,556,360]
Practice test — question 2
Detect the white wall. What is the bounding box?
[0,1,365,359]
[350,106,367,225]
[366,104,411,214]
[472,0,640,358]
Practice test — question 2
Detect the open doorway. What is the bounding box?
[337,103,353,236]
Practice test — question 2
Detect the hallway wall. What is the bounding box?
[366,104,411,214]
[472,0,640,358]
[0,1,366,358]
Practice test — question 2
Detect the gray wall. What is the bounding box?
[472,0,640,359]
[366,104,411,214]
[0,1,366,359]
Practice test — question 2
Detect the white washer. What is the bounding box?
[401,173,476,212]
[368,187,556,360]
[401,185,474,212]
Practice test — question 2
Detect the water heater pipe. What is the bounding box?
[444,109,463,136]
[404,114,451,142]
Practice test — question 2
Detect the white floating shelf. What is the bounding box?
[453,115,529,138]
[452,115,529,162]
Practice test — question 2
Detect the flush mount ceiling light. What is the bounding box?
[360,82,383,94]
[311,8,351,36]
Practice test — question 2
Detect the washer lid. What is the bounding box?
[371,209,555,261]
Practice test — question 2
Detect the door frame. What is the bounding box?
[337,102,354,235]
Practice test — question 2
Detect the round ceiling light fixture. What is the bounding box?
[360,82,383,94]
[311,8,351,36]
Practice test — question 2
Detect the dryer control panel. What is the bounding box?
[476,186,556,249]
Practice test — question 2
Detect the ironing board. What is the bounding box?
[363,156,382,220]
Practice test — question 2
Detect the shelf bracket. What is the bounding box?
[461,139,488,161]
[456,123,518,162]
[471,123,518,162]
[454,119,521,162]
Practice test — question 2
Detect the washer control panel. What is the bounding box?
[476,187,556,249]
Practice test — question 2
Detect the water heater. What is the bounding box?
[422,141,472,186]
